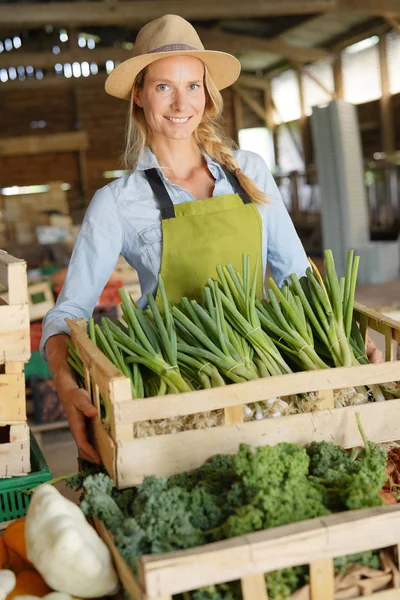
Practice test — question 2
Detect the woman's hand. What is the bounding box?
[58,386,102,464]
[366,335,384,364]
[46,334,102,464]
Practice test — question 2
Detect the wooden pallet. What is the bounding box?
[94,504,400,600]
[0,421,30,477]
[66,302,400,489]
[0,250,30,364]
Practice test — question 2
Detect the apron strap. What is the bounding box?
[145,164,252,220]
[220,166,252,205]
[145,168,176,219]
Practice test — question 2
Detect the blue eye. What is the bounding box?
[157,84,169,91]
[188,83,199,91]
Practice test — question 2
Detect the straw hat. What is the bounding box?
[105,14,241,100]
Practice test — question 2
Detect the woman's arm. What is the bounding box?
[41,185,123,461]
[46,334,101,463]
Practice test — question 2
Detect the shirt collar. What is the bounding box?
[136,146,225,181]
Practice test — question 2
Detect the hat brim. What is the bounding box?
[105,50,241,100]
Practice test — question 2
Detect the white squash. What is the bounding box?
[25,484,119,598]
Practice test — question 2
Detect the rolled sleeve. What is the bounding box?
[40,185,123,359]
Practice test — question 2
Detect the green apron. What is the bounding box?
[145,165,263,305]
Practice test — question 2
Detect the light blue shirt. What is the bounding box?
[40,147,309,358]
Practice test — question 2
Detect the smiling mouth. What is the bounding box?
[165,116,192,123]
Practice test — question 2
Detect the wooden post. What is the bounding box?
[289,171,300,220]
[333,54,344,100]
[295,63,308,167]
[264,78,278,168]
[232,88,243,145]
[378,33,395,157]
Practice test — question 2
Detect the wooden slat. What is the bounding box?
[317,389,335,409]
[0,372,26,421]
[0,422,30,477]
[241,573,268,600]
[93,518,146,600]
[309,558,334,600]
[4,362,24,374]
[139,505,400,598]
[354,302,400,343]
[115,399,400,486]
[114,360,400,424]
[0,131,89,157]
[0,304,31,364]
[224,405,243,425]
[67,318,131,407]
[385,330,396,361]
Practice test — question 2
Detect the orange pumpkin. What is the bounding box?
[6,569,52,599]
[0,536,9,568]
[4,518,32,566]
[6,549,31,574]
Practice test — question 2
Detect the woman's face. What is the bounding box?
[134,56,206,142]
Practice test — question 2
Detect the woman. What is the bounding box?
[41,14,381,463]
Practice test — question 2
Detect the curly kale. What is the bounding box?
[79,426,388,600]
[265,566,308,600]
[132,476,206,553]
[80,473,125,533]
[219,444,330,538]
[307,419,388,511]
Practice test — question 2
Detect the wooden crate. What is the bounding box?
[94,504,400,600]
[0,361,26,422]
[0,421,30,477]
[0,250,30,364]
[66,302,400,489]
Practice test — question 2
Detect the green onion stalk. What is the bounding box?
[213,255,292,376]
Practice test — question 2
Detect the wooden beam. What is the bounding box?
[199,27,330,63]
[0,48,132,70]
[384,14,400,31]
[378,33,395,157]
[302,66,335,98]
[330,23,390,53]
[337,0,400,16]
[238,75,270,91]
[0,1,339,28]
[0,73,107,91]
[233,85,266,124]
[0,131,89,157]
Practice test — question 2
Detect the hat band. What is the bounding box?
[148,43,198,54]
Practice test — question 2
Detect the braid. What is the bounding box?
[196,70,269,205]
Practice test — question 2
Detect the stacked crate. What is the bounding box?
[0,250,31,477]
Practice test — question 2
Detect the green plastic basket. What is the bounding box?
[0,432,52,523]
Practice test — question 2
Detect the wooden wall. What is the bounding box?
[0,79,398,215]
[0,82,235,213]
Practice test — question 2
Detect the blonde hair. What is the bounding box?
[122,63,268,205]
